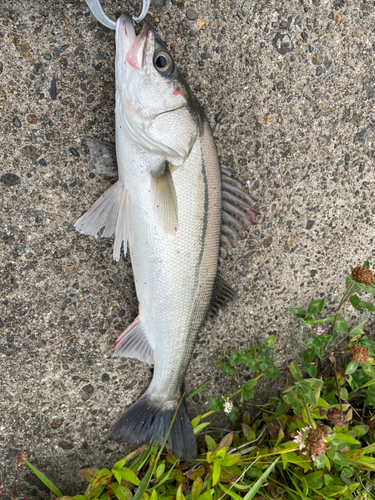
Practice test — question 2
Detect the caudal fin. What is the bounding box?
[109,390,197,460]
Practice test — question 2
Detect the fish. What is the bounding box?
[75,13,258,460]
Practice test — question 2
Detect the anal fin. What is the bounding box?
[114,316,154,365]
[208,273,237,319]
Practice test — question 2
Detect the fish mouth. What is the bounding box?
[116,14,150,70]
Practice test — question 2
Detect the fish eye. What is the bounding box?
[153,51,174,75]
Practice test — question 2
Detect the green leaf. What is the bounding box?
[187,379,212,401]
[176,484,185,500]
[205,435,217,451]
[363,261,370,269]
[118,468,140,486]
[361,362,375,378]
[193,421,211,436]
[241,424,256,440]
[155,463,165,480]
[326,450,350,468]
[209,397,218,411]
[81,467,100,484]
[212,460,221,486]
[244,379,258,391]
[350,295,375,313]
[289,360,303,381]
[304,471,323,488]
[218,484,243,500]
[349,320,367,337]
[363,442,375,454]
[191,477,203,500]
[334,433,360,444]
[303,348,315,362]
[344,449,363,462]
[319,485,349,497]
[301,360,317,378]
[306,337,323,358]
[263,335,276,347]
[218,432,233,451]
[283,394,293,405]
[243,457,281,500]
[313,455,325,469]
[247,359,258,372]
[345,361,359,375]
[334,316,348,334]
[132,462,154,500]
[265,364,279,379]
[111,484,133,500]
[298,383,316,406]
[351,425,369,437]
[308,299,324,314]
[24,460,63,498]
[289,308,308,318]
[259,346,270,357]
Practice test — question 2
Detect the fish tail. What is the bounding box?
[109,388,197,460]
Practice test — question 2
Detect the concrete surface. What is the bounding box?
[1,0,375,496]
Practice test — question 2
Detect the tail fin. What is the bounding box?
[109,390,197,460]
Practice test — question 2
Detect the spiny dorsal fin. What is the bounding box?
[208,273,237,319]
[219,165,259,270]
[113,316,154,364]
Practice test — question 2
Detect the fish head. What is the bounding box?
[115,14,201,162]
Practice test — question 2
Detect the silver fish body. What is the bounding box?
[75,14,257,459]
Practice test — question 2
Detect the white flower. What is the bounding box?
[223,398,233,414]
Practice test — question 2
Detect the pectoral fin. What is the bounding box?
[151,163,178,233]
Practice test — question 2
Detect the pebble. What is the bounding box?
[51,417,64,429]
[316,66,323,76]
[44,53,51,60]
[312,54,322,65]
[5,449,20,461]
[353,128,366,145]
[323,59,332,70]
[366,87,374,99]
[17,24,26,30]
[58,441,74,450]
[306,220,315,230]
[186,9,198,20]
[272,33,294,55]
[69,147,80,157]
[36,340,46,348]
[39,158,47,166]
[27,114,38,124]
[101,373,110,382]
[12,117,21,128]
[314,110,322,119]
[263,237,273,248]
[294,15,302,26]
[50,75,57,100]
[83,384,94,395]
[22,145,40,159]
[242,0,251,13]
[251,180,260,190]
[1,173,21,186]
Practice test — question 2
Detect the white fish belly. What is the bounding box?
[118,121,221,403]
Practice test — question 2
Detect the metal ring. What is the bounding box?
[84,0,150,29]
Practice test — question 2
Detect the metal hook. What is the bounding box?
[84,0,150,29]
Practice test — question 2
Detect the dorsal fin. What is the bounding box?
[219,165,259,270]
[207,273,237,319]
